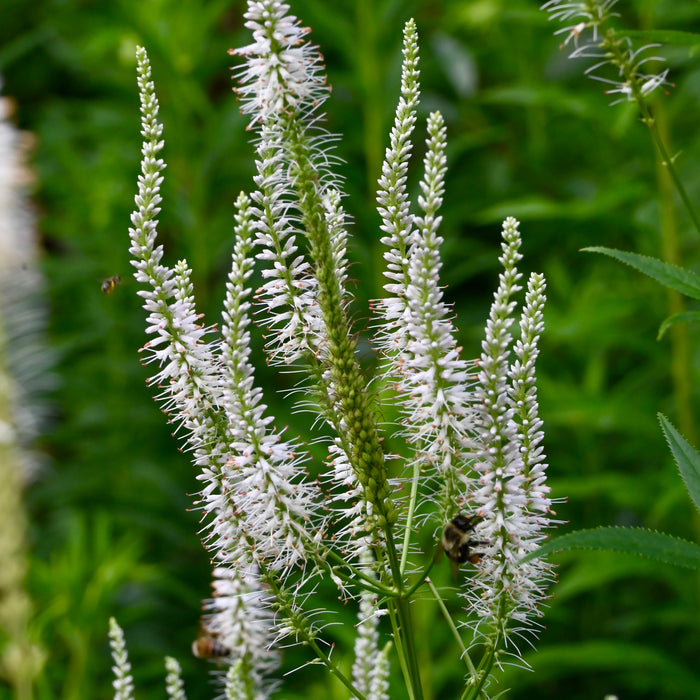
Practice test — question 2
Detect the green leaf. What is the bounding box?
[499,640,700,696]
[625,29,700,48]
[658,413,700,515]
[657,310,700,339]
[521,526,700,570]
[582,246,700,300]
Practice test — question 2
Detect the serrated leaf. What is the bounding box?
[582,246,700,300]
[520,526,700,570]
[658,413,700,516]
[657,310,700,339]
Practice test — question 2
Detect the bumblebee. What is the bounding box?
[441,514,488,567]
[191,635,230,659]
[101,275,122,295]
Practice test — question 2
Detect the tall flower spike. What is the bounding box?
[507,272,555,616]
[383,110,477,521]
[131,49,333,696]
[130,47,222,439]
[132,49,322,579]
[231,1,396,538]
[374,19,478,537]
[465,217,552,651]
[374,18,420,357]
[217,191,323,573]
[251,123,326,367]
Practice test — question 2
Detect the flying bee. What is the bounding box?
[191,634,230,660]
[101,275,122,295]
[440,514,488,574]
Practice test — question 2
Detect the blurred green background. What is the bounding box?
[2,0,700,697]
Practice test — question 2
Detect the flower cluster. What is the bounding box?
[130,46,326,698]
[118,2,557,698]
[467,219,554,646]
[542,0,672,105]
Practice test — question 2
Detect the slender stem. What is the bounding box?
[384,531,424,700]
[263,573,366,700]
[305,636,369,700]
[639,101,700,238]
[321,546,395,596]
[652,102,694,441]
[386,599,413,700]
[400,458,422,576]
[460,640,497,700]
[405,555,436,598]
[461,600,505,700]
[396,596,423,700]
[424,577,478,677]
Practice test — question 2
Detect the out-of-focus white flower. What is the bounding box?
[0,81,47,696]
[542,0,673,105]
[164,657,187,700]
[109,618,135,700]
[203,564,279,694]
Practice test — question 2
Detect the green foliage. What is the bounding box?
[659,413,700,512]
[524,526,700,569]
[3,0,700,698]
[584,246,700,300]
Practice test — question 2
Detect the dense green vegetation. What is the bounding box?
[2,0,700,698]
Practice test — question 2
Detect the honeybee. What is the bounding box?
[441,514,488,571]
[101,275,122,295]
[191,635,230,659]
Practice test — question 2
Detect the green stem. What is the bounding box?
[396,595,423,700]
[460,639,497,700]
[405,556,436,598]
[384,533,424,700]
[652,102,694,441]
[321,546,395,596]
[425,577,478,678]
[386,600,413,700]
[400,458,422,576]
[264,573,366,700]
[638,103,700,238]
[305,635,369,700]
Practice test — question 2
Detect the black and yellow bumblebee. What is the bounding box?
[440,513,488,575]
